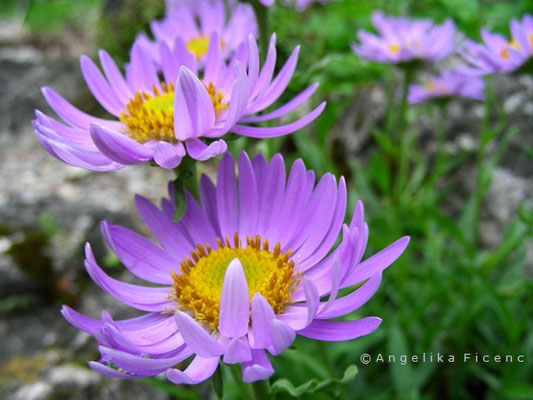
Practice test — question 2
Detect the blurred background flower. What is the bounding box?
[408,70,484,104]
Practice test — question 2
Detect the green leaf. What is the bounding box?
[212,364,223,400]
[271,365,358,398]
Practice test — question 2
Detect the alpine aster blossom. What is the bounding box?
[33,34,325,170]
[61,152,409,384]
[137,0,256,66]
[260,0,332,9]
[352,12,456,64]
[408,70,484,104]
[460,15,533,75]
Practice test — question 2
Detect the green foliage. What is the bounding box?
[271,364,358,398]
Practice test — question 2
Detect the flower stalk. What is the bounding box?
[173,156,199,220]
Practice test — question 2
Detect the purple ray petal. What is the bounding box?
[166,355,220,385]
[233,102,326,138]
[317,273,382,320]
[237,152,259,237]
[80,55,124,116]
[242,349,274,383]
[153,141,185,169]
[223,337,253,364]
[89,361,137,379]
[186,138,227,161]
[174,311,225,357]
[341,236,410,288]
[268,319,296,355]
[84,243,172,312]
[298,317,382,341]
[216,152,239,238]
[250,293,275,349]
[174,66,215,140]
[90,124,153,165]
[219,259,250,338]
[100,221,178,284]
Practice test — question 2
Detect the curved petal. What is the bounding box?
[174,311,225,357]
[317,273,382,320]
[166,355,220,385]
[84,244,172,312]
[153,141,185,169]
[341,236,410,288]
[242,349,274,383]
[90,124,153,165]
[80,55,124,116]
[186,138,227,161]
[297,317,382,341]
[268,319,295,355]
[134,195,192,258]
[100,221,178,284]
[233,102,326,138]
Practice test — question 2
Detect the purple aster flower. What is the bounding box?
[408,70,484,104]
[352,11,456,64]
[137,0,256,66]
[61,152,409,384]
[33,35,325,171]
[460,15,533,75]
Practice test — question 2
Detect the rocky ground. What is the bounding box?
[0,12,532,400]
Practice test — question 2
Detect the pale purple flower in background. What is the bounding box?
[33,34,325,171]
[137,0,256,66]
[61,152,409,384]
[260,0,333,10]
[460,14,533,75]
[408,70,484,104]
[352,11,456,64]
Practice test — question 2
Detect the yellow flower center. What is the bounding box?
[170,234,299,330]
[501,39,521,60]
[186,36,227,60]
[424,81,436,92]
[388,43,400,54]
[119,82,228,143]
[500,47,510,60]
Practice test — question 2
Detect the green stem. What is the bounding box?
[227,364,255,400]
[172,156,199,220]
[428,103,448,186]
[471,77,494,246]
[393,66,415,201]
[251,379,271,400]
[248,0,270,61]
